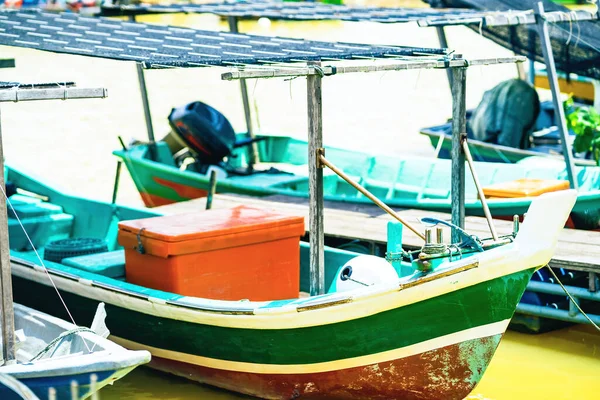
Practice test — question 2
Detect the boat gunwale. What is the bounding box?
[9,245,539,331]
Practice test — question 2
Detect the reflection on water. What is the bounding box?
[100,368,250,400]
[102,325,600,400]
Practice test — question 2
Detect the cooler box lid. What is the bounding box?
[482,178,570,198]
[118,206,305,258]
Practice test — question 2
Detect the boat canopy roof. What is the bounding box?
[425,0,600,80]
[100,0,597,28]
[0,9,447,69]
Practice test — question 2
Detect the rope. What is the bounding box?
[29,327,95,362]
[0,185,92,354]
[545,265,600,332]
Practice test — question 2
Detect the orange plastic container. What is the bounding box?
[482,178,570,198]
[117,206,305,301]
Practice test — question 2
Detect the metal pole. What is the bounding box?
[435,27,454,91]
[0,105,16,363]
[461,139,499,241]
[129,15,156,161]
[528,29,536,85]
[307,61,324,296]
[534,2,578,190]
[227,16,259,170]
[450,67,467,243]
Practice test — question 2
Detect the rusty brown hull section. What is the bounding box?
[147,334,502,400]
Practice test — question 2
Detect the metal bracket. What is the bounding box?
[316,147,325,168]
[136,228,146,254]
[460,133,468,153]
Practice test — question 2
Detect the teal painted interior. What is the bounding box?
[113,136,600,221]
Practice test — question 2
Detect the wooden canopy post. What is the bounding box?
[307,61,324,296]
[0,104,15,364]
[227,16,259,170]
[129,15,157,161]
[533,2,578,190]
[450,66,467,243]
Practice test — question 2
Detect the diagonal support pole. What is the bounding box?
[534,2,578,190]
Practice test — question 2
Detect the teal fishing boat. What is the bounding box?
[113,110,600,230]
[5,163,577,399]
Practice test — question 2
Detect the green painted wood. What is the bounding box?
[11,267,534,366]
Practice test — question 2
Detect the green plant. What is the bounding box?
[565,97,600,165]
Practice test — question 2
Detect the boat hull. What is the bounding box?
[1,368,135,400]
[10,259,534,399]
[144,335,501,400]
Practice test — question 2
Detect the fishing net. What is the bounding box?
[424,0,600,80]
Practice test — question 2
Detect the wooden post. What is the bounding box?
[450,66,467,243]
[111,161,122,205]
[387,222,410,276]
[307,61,324,296]
[534,2,578,190]
[228,16,259,170]
[435,27,454,91]
[206,170,217,210]
[129,15,156,161]
[0,105,16,363]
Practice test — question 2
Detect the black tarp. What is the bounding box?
[424,0,600,80]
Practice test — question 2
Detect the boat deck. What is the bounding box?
[156,193,600,275]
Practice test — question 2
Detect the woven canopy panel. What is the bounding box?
[100,1,596,27]
[425,0,600,80]
[0,9,447,68]
[100,1,481,23]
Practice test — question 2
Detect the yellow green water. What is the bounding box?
[0,1,598,398]
[99,325,600,400]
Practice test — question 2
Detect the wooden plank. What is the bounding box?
[157,193,600,273]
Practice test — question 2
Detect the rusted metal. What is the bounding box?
[400,260,479,290]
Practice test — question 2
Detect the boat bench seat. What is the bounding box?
[7,195,74,251]
[62,250,126,279]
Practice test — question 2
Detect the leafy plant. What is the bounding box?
[564,97,600,165]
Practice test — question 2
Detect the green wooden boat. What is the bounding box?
[5,164,576,399]
[114,135,600,229]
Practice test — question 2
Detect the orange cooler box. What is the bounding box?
[482,178,570,198]
[117,206,305,301]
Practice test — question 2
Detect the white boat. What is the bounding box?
[0,303,150,399]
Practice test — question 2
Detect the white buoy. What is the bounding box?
[333,255,398,293]
[258,17,272,29]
